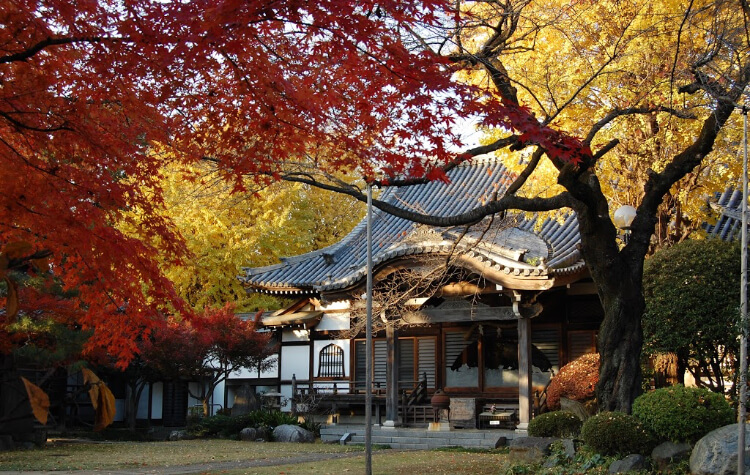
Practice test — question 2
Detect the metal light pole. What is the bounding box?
[365,184,373,475]
[740,105,748,475]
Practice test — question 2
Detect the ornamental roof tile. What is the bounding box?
[706,188,743,241]
[240,158,585,295]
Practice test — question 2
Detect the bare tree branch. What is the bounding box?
[584,106,697,145]
[0,36,108,64]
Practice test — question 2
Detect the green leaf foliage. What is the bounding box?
[632,385,734,444]
[528,411,582,438]
[187,410,300,439]
[580,412,655,457]
[643,239,741,392]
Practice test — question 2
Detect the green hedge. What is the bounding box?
[632,385,734,443]
[528,411,582,438]
[580,412,655,457]
[188,410,300,438]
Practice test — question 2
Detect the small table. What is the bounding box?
[478,411,515,429]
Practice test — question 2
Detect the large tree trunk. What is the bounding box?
[567,173,647,414]
[596,274,644,413]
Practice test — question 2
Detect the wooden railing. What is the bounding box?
[399,404,435,425]
[291,377,388,396]
[290,373,438,425]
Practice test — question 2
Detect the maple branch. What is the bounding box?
[0,111,72,133]
[544,50,621,126]
[669,0,695,106]
[0,135,76,188]
[279,169,575,226]
[505,147,544,195]
[679,69,732,99]
[592,139,620,161]
[479,0,531,58]
[0,36,108,64]
[584,106,697,145]
[4,250,53,272]
[368,135,521,187]
[636,66,750,258]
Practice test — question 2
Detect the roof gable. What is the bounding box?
[241,158,585,296]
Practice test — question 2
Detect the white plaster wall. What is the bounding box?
[281,345,310,380]
[312,339,350,376]
[137,383,152,419]
[282,328,311,342]
[322,300,350,311]
[213,383,225,414]
[316,312,350,331]
[280,384,293,412]
[259,354,279,378]
[229,355,279,379]
[151,382,163,420]
[316,301,350,331]
[114,399,126,422]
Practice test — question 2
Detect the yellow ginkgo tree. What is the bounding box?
[473,0,744,250]
[122,159,364,312]
[273,0,749,413]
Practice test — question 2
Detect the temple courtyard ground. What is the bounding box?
[0,438,513,474]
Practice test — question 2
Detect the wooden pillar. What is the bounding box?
[384,323,399,427]
[517,316,532,430]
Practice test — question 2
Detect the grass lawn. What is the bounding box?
[222,448,513,475]
[0,439,513,474]
[0,439,360,471]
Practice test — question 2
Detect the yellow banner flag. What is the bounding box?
[20,377,49,425]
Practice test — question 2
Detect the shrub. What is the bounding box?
[643,240,741,395]
[546,353,600,410]
[632,385,734,443]
[188,410,301,438]
[580,412,655,457]
[528,411,582,438]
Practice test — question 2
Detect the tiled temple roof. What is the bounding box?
[705,188,744,240]
[240,158,585,296]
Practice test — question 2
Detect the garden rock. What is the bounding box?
[561,397,592,421]
[240,427,257,441]
[272,424,314,443]
[609,454,646,473]
[690,423,750,475]
[232,384,259,416]
[562,438,577,458]
[509,436,556,463]
[256,426,270,441]
[168,430,195,441]
[652,441,691,472]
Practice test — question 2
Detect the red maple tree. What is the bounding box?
[140,304,275,417]
[5,0,733,415]
[1,0,484,363]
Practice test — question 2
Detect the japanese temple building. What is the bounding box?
[234,157,603,430]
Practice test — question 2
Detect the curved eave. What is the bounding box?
[262,311,323,328]
[243,242,586,296]
[243,283,318,296]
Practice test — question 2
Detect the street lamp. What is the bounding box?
[614,205,637,243]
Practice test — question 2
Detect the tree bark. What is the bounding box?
[563,171,647,414]
[595,275,645,413]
